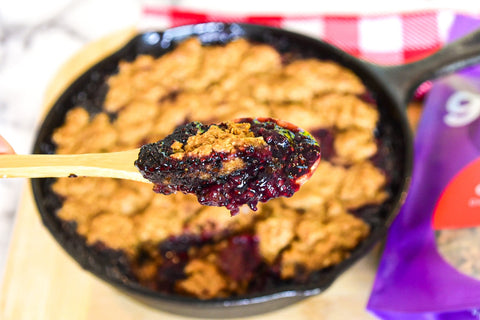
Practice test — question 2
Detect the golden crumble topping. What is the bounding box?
[176,259,228,299]
[281,212,370,279]
[256,205,298,264]
[50,37,387,299]
[339,162,388,209]
[334,129,378,164]
[170,122,266,159]
[185,206,255,237]
[87,213,138,255]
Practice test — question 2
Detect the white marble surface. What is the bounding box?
[2,0,480,286]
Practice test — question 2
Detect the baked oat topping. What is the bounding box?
[170,122,266,159]
[176,259,228,299]
[50,37,387,299]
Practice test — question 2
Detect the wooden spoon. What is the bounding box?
[0,148,148,183]
[0,118,321,206]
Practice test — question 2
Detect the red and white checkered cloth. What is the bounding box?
[139,6,474,98]
[140,6,460,64]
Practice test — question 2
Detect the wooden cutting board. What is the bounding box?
[0,28,421,320]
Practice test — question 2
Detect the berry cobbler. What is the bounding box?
[51,38,387,299]
[135,118,321,214]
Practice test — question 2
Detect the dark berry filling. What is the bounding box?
[217,234,262,282]
[135,118,321,214]
[311,129,335,162]
[129,233,268,295]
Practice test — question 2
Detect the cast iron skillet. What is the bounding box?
[31,23,480,318]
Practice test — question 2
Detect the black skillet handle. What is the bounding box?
[370,28,480,107]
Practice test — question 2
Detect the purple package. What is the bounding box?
[367,15,480,320]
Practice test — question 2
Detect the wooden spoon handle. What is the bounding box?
[0,149,149,183]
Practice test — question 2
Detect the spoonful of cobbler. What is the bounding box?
[0,118,321,214]
[136,118,321,214]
